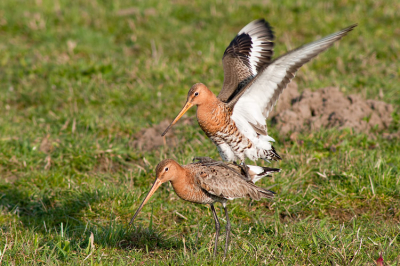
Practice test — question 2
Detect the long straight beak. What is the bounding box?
[129,179,163,225]
[161,101,193,136]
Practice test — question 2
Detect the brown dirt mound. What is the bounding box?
[271,81,394,135]
[132,120,175,152]
[131,119,190,152]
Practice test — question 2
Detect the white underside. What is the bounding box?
[216,142,236,162]
[214,134,273,162]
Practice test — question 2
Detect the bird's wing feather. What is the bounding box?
[228,25,357,147]
[195,164,273,200]
[218,19,274,103]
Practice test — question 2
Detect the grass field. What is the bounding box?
[0,0,399,264]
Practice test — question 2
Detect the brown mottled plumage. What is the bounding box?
[192,156,280,184]
[129,159,278,257]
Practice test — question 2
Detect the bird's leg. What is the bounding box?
[223,203,231,257]
[240,161,251,182]
[247,199,254,208]
[210,204,220,257]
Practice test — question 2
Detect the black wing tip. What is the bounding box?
[260,189,276,198]
[340,23,358,34]
[251,18,272,28]
[345,23,358,29]
[261,167,281,173]
[252,18,275,39]
[246,18,275,43]
[321,23,358,45]
[261,19,274,33]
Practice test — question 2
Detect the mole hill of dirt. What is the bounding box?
[270,81,393,136]
[133,81,395,152]
[132,120,176,152]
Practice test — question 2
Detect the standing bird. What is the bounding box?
[162,20,357,172]
[129,158,279,257]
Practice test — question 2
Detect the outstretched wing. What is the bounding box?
[218,19,274,103]
[229,24,357,138]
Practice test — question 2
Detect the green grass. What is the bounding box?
[0,0,399,264]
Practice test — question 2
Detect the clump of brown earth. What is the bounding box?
[270,81,394,136]
[132,120,177,152]
[132,119,194,152]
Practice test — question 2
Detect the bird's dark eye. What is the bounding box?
[165,167,169,172]
[194,92,199,96]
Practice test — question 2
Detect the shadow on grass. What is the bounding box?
[0,186,100,229]
[121,225,182,251]
[0,184,182,252]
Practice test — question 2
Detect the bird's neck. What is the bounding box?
[196,94,230,136]
[169,165,189,187]
[196,93,224,118]
[169,167,195,201]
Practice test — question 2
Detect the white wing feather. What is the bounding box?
[231,25,356,150]
[238,19,273,76]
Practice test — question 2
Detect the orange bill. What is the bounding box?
[129,178,163,225]
[161,101,193,136]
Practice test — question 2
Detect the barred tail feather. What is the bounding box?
[259,188,275,199]
[261,145,281,162]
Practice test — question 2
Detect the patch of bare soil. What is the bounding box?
[95,154,122,173]
[271,81,394,135]
[39,135,55,153]
[131,119,186,152]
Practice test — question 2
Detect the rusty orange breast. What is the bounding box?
[196,101,231,137]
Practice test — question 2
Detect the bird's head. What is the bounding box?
[161,83,212,136]
[129,159,181,225]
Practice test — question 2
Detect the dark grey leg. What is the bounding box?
[210,204,220,257]
[223,203,231,257]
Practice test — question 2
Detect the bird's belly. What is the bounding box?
[215,141,236,162]
[197,109,260,161]
[173,183,216,204]
[217,126,256,160]
[200,123,254,161]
